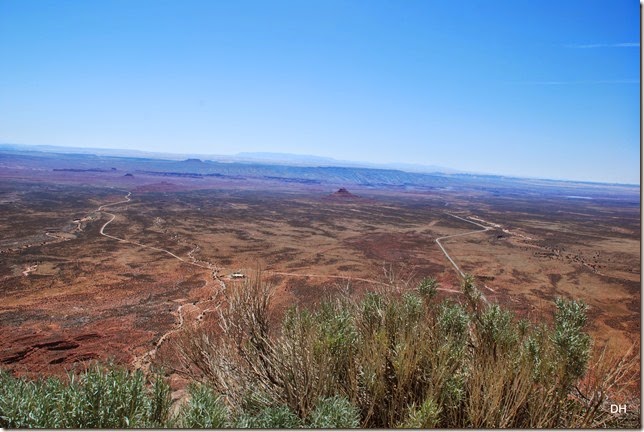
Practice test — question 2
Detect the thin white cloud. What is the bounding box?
[564,42,639,48]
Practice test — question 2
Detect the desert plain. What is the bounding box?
[0,150,639,398]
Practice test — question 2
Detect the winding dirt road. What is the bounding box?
[97,192,214,270]
[435,212,499,303]
[97,191,133,212]
[435,213,491,279]
[95,191,225,372]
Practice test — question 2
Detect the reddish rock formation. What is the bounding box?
[331,188,357,198]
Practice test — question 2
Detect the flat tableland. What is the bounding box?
[0,151,639,395]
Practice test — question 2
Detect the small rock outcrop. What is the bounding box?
[329,188,358,199]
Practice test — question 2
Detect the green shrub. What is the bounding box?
[147,372,172,427]
[417,276,438,300]
[0,364,171,428]
[306,396,360,428]
[476,304,518,356]
[437,301,470,344]
[178,383,229,428]
[401,396,441,428]
[553,297,592,385]
[235,404,301,428]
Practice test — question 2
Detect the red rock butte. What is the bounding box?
[331,188,357,198]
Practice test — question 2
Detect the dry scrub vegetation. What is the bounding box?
[1,274,639,428]
[170,273,639,428]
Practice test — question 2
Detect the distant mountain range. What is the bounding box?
[0,143,638,190]
[233,152,461,174]
[0,144,460,175]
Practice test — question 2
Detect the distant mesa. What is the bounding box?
[184,158,203,163]
[124,173,134,177]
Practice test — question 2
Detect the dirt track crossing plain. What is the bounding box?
[0,169,639,395]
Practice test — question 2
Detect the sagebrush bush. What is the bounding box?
[173,274,639,428]
[306,396,361,428]
[417,276,438,300]
[1,274,639,428]
[400,396,442,428]
[234,404,301,428]
[178,384,229,428]
[0,364,170,428]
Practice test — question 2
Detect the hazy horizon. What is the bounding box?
[2,141,640,187]
[0,0,639,184]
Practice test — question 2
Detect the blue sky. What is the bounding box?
[0,0,639,184]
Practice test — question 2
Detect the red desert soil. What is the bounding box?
[0,172,639,399]
[133,181,192,193]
